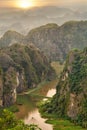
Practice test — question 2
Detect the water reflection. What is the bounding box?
[43,88,56,101]
[24,109,52,130]
[15,80,58,130]
[46,88,56,97]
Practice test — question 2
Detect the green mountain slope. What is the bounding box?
[0,44,55,107]
[46,48,87,128]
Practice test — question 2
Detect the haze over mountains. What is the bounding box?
[1,21,87,61]
[0,6,87,37]
[0,3,87,129]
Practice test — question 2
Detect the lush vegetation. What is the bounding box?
[39,100,85,130]
[51,61,64,77]
[0,44,55,107]
[39,48,87,129]
[46,119,85,130]
[0,109,41,130]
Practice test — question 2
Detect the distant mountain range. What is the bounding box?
[0,21,87,61]
[0,6,87,37]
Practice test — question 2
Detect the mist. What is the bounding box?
[0,4,87,37]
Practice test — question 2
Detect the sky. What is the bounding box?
[0,0,87,8]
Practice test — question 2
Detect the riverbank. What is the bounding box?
[46,119,85,130]
[14,79,58,130]
[0,80,57,114]
[17,79,58,105]
[39,100,86,130]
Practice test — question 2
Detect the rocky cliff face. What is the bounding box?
[0,53,17,107]
[1,21,87,61]
[49,48,87,127]
[25,21,87,61]
[26,23,60,61]
[0,68,3,107]
[0,44,55,107]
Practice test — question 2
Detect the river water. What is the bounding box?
[15,80,58,130]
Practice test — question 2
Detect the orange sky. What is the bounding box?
[0,0,87,7]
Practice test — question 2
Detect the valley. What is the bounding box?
[40,48,87,129]
[16,80,58,130]
[0,6,87,129]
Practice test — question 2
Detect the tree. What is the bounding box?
[0,109,41,130]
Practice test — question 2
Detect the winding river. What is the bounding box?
[15,80,58,130]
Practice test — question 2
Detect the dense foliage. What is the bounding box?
[0,109,41,130]
[40,48,87,128]
[0,44,55,107]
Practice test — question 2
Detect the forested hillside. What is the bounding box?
[43,48,87,128]
[0,44,55,107]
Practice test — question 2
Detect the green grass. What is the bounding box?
[46,119,85,130]
[0,105,19,114]
[6,105,19,112]
[27,81,48,94]
[39,100,86,130]
[16,80,51,106]
[18,80,48,95]
[18,79,57,98]
[51,61,64,77]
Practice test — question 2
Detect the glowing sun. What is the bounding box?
[17,0,33,8]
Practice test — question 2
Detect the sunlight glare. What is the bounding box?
[17,0,33,8]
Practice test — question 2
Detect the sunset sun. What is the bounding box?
[17,0,33,8]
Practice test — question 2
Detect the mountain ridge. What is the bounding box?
[1,21,87,61]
